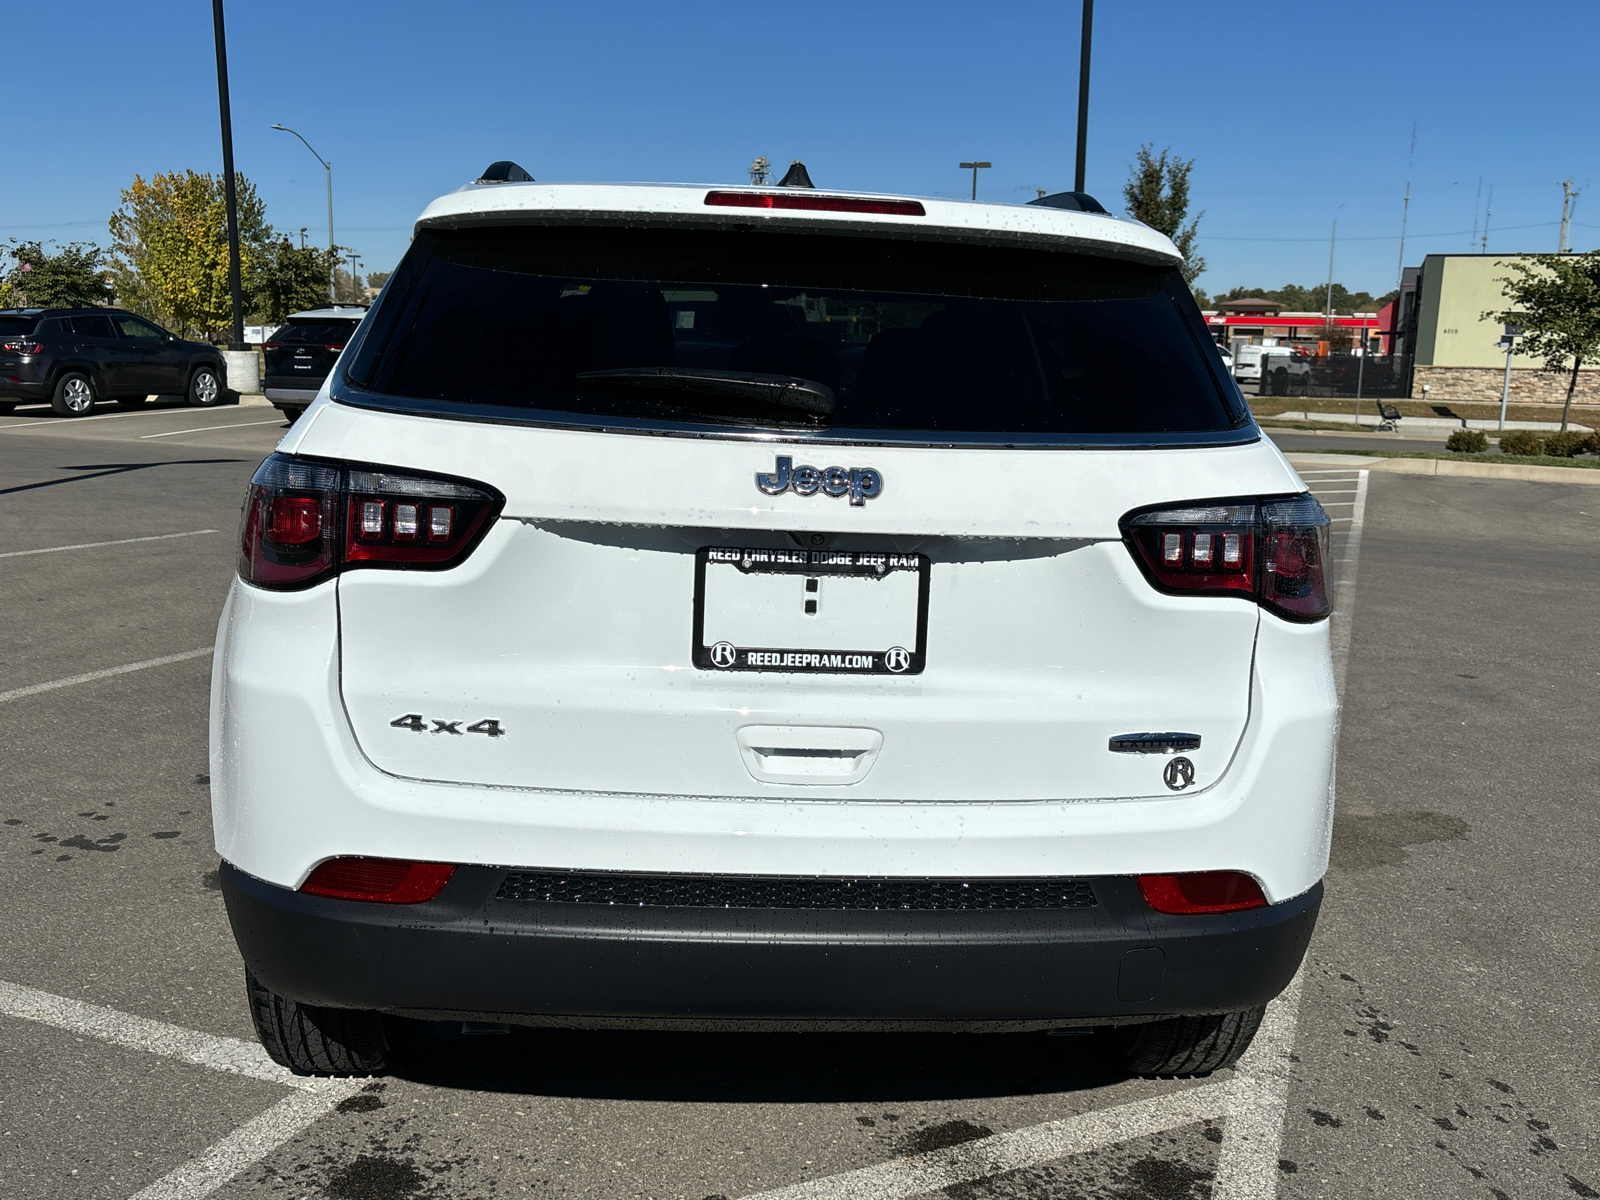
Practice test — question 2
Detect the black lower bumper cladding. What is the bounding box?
[221,863,1320,1030]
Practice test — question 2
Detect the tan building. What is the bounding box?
[1411,253,1597,404]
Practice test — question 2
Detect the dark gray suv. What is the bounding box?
[0,307,227,417]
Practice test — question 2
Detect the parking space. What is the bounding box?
[2,415,1596,1199]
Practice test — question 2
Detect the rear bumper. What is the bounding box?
[221,861,1320,1028]
[0,378,50,400]
[264,386,319,404]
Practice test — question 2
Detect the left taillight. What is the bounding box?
[239,453,503,590]
[2,340,44,354]
[1121,494,1332,622]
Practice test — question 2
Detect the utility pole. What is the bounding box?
[1470,177,1482,251]
[299,227,307,250]
[1558,179,1578,253]
[959,161,991,201]
[1074,0,1093,192]
[211,0,244,350]
[749,156,770,186]
[347,252,360,302]
[1395,123,1416,289]
[1325,220,1337,320]
[1481,185,1492,252]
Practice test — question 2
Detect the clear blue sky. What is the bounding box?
[5,1,1596,298]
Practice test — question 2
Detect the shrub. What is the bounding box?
[1498,430,1545,456]
[1446,429,1488,453]
[1542,431,1589,457]
[1585,431,1600,455]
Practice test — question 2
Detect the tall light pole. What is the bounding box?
[1074,0,1093,192]
[211,0,244,350]
[959,161,991,201]
[272,123,334,302]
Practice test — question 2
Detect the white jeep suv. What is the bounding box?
[213,169,1336,1078]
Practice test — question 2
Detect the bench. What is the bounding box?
[1374,402,1402,432]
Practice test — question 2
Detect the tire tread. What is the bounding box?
[1123,1006,1265,1078]
[245,971,389,1076]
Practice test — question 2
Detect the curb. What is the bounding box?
[1285,452,1600,485]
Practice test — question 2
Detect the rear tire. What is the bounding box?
[51,372,97,417]
[245,970,391,1076]
[1122,1006,1265,1078]
[115,395,149,410]
[187,365,222,407]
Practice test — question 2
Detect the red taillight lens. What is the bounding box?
[324,343,346,351]
[239,454,503,590]
[301,856,456,904]
[3,340,44,354]
[1137,871,1267,914]
[1121,495,1331,622]
[239,457,340,589]
[262,342,282,350]
[705,190,926,217]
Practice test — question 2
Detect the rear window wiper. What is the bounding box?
[575,368,835,418]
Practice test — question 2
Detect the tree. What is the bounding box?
[1212,283,1396,316]
[1,240,115,308]
[1124,144,1204,285]
[365,270,391,293]
[1490,251,1600,432]
[256,239,340,322]
[108,170,271,339]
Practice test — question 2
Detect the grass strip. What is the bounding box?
[1301,448,1600,469]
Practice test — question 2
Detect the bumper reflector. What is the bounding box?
[300,856,456,904]
[1136,871,1267,915]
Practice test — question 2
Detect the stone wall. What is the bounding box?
[1412,365,1600,405]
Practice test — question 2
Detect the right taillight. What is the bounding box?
[239,453,503,590]
[1121,494,1331,622]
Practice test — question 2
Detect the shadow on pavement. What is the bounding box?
[388,1025,1132,1103]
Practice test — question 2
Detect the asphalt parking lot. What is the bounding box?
[1,399,1596,1200]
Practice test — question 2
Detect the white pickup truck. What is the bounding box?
[1232,345,1311,395]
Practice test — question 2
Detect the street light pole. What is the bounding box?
[1074,0,1093,192]
[1497,326,1521,431]
[211,0,244,350]
[958,161,991,201]
[272,123,334,302]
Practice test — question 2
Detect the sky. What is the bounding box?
[3,0,1597,298]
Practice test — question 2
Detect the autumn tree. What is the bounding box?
[257,239,341,322]
[1124,144,1204,286]
[1490,251,1600,432]
[1,240,115,308]
[108,170,271,339]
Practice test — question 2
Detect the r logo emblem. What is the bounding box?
[884,646,911,673]
[1163,756,1196,791]
[709,641,738,668]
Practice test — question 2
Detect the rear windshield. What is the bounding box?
[0,315,41,336]
[276,320,360,345]
[346,225,1248,442]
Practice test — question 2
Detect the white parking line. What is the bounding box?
[0,529,217,559]
[0,979,301,1088]
[140,420,282,439]
[0,407,227,432]
[0,647,213,704]
[738,1082,1233,1200]
[127,1085,361,1200]
[0,979,359,1200]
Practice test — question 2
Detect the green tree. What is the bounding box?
[364,270,391,293]
[256,239,340,322]
[1489,251,1600,432]
[1124,144,1203,285]
[1,240,115,308]
[108,170,272,339]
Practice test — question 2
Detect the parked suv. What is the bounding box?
[262,305,367,422]
[215,172,1336,1079]
[0,308,226,416]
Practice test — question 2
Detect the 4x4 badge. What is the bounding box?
[757,456,882,506]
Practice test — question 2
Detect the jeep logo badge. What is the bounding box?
[757,456,883,507]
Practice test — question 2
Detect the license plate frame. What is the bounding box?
[692,546,930,675]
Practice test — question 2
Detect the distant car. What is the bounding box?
[262,305,368,421]
[1232,344,1310,396]
[0,307,226,417]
